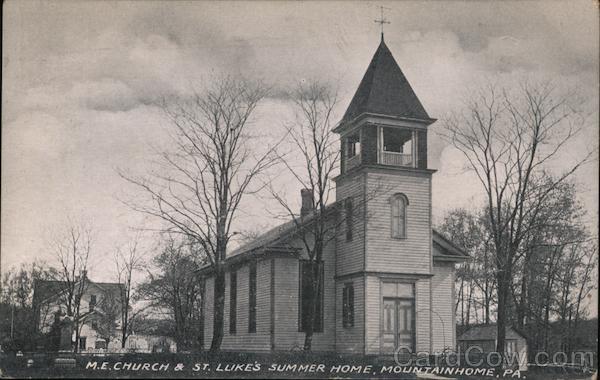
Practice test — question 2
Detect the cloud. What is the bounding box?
[1,1,598,298]
[72,79,138,112]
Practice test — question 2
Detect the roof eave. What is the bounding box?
[197,246,302,277]
[433,253,469,263]
[432,229,469,258]
[334,112,436,133]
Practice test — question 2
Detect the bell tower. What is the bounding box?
[334,37,438,355]
[336,38,435,174]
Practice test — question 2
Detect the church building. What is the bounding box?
[199,36,467,355]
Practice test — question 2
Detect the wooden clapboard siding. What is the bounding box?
[272,257,299,349]
[364,275,381,354]
[365,171,432,274]
[220,260,271,351]
[431,262,455,352]
[335,277,364,353]
[415,278,431,352]
[335,172,366,276]
[272,241,337,352]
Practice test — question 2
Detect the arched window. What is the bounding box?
[390,193,408,239]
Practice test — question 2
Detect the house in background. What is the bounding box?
[199,36,468,355]
[125,334,177,353]
[33,273,125,352]
[458,325,528,371]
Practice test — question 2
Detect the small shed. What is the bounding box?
[458,325,528,371]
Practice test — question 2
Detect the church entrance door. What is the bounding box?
[382,298,415,355]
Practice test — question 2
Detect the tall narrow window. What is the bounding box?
[89,295,97,312]
[248,261,257,333]
[391,193,408,239]
[229,270,237,334]
[342,283,354,328]
[345,198,354,241]
[78,337,87,350]
[299,260,324,333]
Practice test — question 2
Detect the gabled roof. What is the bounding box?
[33,280,66,304]
[34,278,124,304]
[340,38,433,126]
[432,229,469,260]
[197,206,337,275]
[197,208,467,275]
[458,324,528,341]
[93,282,125,296]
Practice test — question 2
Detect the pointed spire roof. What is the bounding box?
[341,38,432,125]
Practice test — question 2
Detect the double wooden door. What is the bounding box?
[382,298,415,354]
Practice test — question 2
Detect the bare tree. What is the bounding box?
[94,289,120,347]
[568,242,598,351]
[1,261,56,350]
[266,80,340,350]
[269,80,381,350]
[442,81,595,362]
[114,236,144,348]
[50,222,93,352]
[438,208,493,325]
[119,75,277,350]
[137,235,202,350]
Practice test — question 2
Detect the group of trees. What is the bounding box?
[440,182,597,355]
[136,235,203,351]
[441,82,597,360]
[0,225,205,353]
[119,76,347,351]
[2,75,596,357]
[0,262,55,351]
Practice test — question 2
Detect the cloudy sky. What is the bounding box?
[2,0,598,310]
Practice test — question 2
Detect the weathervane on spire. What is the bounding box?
[374,6,391,41]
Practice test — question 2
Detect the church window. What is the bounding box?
[346,132,361,158]
[345,198,354,241]
[391,193,408,239]
[248,261,257,333]
[229,270,237,334]
[342,283,354,328]
[299,260,324,333]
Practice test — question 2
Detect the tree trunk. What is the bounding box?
[466,282,474,326]
[210,265,226,351]
[517,274,526,328]
[484,281,491,325]
[121,282,130,349]
[496,263,511,368]
[74,321,80,353]
[121,306,128,348]
[303,265,316,351]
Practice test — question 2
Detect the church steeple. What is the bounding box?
[335,39,435,175]
[340,39,433,126]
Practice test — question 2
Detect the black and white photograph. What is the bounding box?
[1,1,598,378]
